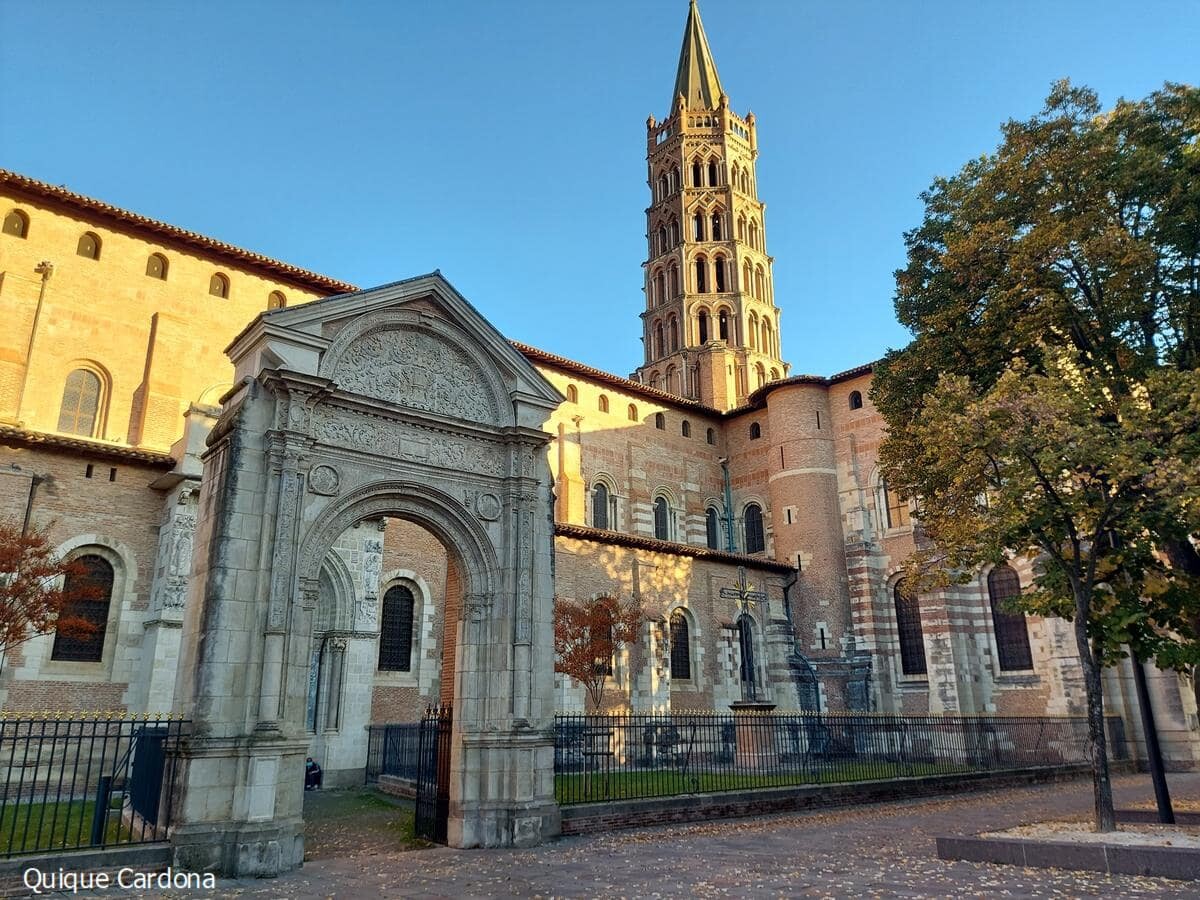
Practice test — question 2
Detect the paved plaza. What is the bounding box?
[203,772,1199,898]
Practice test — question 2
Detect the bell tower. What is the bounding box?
[637,0,787,410]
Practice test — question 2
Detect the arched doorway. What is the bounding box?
[170,275,563,875]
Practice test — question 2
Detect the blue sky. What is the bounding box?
[1,1,1195,377]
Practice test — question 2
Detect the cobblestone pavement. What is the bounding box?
[22,773,1200,898]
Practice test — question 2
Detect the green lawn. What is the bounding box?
[0,797,127,855]
[555,761,976,804]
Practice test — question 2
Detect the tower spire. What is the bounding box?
[672,0,724,110]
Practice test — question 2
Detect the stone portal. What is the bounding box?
[169,273,563,875]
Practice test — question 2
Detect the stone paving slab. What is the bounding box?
[13,772,1200,898]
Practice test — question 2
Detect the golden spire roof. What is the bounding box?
[672,0,724,110]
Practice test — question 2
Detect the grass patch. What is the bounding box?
[555,761,977,804]
[303,789,425,860]
[0,798,127,855]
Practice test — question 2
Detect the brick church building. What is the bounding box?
[0,1,1195,784]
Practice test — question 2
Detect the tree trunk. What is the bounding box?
[1072,601,1116,831]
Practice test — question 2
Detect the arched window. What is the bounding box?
[654,412,666,430]
[653,320,665,359]
[748,312,758,349]
[698,310,709,344]
[566,384,578,403]
[664,365,676,393]
[378,585,415,671]
[671,166,680,193]
[737,215,746,242]
[849,390,864,410]
[718,309,729,341]
[649,370,661,389]
[51,554,114,662]
[668,316,679,353]
[988,565,1033,671]
[744,503,765,553]
[209,272,229,298]
[755,266,766,300]
[58,368,102,436]
[762,320,772,356]
[714,257,727,292]
[743,260,754,296]
[705,506,721,549]
[731,163,740,186]
[76,232,101,260]
[592,482,611,530]
[145,253,168,280]
[694,257,707,292]
[658,173,669,200]
[669,610,692,679]
[749,421,761,440]
[653,269,664,306]
[692,160,703,186]
[708,160,719,186]
[755,363,766,389]
[681,419,691,438]
[894,580,927,676]
[268,290,287,310]
[706,427,715,446]
[880,478,910,529]
[3,209,29,238]
[693,212,705,241]
[749,220,760,250]
[627,404,638,421]
[770,367,780,381]
[668,263,679,297]
[669,217,679,246]
[711,212,723,240]
[657,225,667,254]
[598,394,610,413]
[653,495,671,540]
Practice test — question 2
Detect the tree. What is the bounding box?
[553,595,644,711]
[873,81,1200,831]
[0,520,97,668]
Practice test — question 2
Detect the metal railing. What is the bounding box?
[553,712,1126,805]
[365,723,422,783]
[0,715,189,857]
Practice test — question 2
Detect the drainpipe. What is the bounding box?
[718,457,735,553]
[21,470,42,536]
[15,261,53,424]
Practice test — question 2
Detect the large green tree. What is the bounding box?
[873,81,1200,831]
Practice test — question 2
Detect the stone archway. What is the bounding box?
[169,274,562,876]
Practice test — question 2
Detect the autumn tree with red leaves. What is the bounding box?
[553,595,644,711]
[0,520,97,669]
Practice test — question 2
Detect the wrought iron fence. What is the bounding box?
[365,722,422,783]
[554,712,1127,805]
[0,716,189,857]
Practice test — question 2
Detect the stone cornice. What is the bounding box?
[0,424,176,467]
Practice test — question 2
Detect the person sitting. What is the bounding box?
[305,757,323,791]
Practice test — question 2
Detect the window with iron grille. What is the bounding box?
[51,555,113,662]
[669,610,691,680]
[744,503,765,553]
[378,585,415,671]
[893,580,927,676]
[58,369,101,436]
[988,565,1033,671]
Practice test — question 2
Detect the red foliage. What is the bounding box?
[0,520,99,662]
[553,595,644,710]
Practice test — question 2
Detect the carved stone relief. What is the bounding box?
[330,328,497,424]
[308,465,340,496]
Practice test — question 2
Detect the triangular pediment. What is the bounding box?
[227,271,562,424]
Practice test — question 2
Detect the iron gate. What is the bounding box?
[414,705,452,843]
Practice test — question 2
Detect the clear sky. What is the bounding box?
[1,1,1195,378]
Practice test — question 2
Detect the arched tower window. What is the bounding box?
[3,209,29,238]
[51,554,114,662]
[669,217,679,246]
[209,272,230,298]
[849,391,863,410]
[748,312,758,349]
[378,585,415,671]
[708,160,718,186]
[714,257,726,292]
[653,495,671,540]
[669,610,692,680]
[749,220,760,250]
[658,173,669,200]
[652,269,665,307]
[668,316,679,352]
[894,580,927,676]
[698,310,709,344]
[592,482,611,530]
[755,266,766,300]
[755,363,766,389]
[693,212,705,241]
[762,319,772,356]
[988,565,1033,671]
[668,263,679,297]
[58,368,103,437]
[705,506,721,549]
[145,253,168,280]
[670,166,680,192]
[737,215,746,242]
[664,365,677,393]
[694,257,707,292]
[711,212,723,240]
[692,160,703,186]
[76,232,101,260]
[598,394,610,413]
[718,309,729,341]
[743,260,754,296]
[744,503,765,553]
[653,320,665,359]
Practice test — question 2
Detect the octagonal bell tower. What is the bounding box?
[637,0,788,410]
